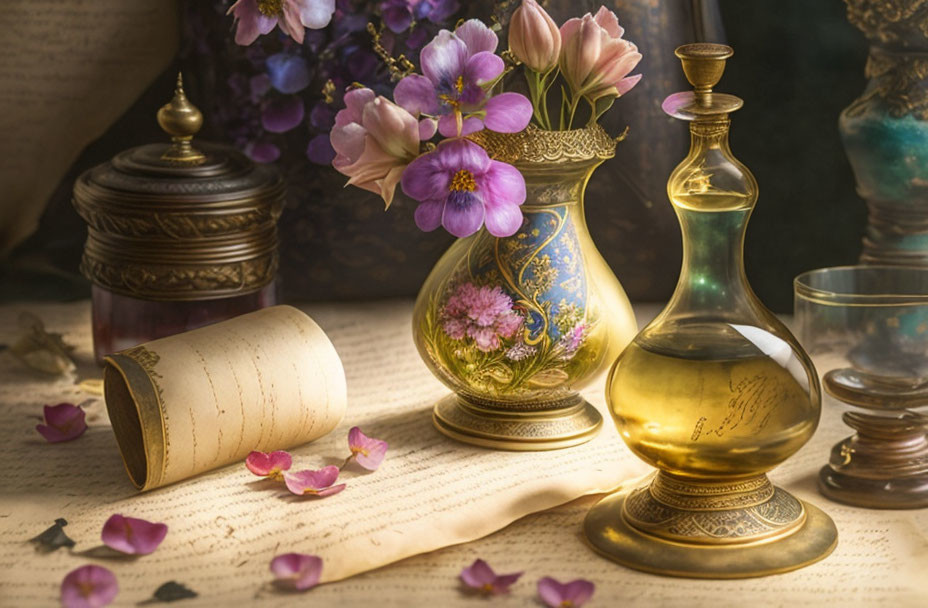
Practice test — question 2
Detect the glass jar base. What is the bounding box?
[583,474,837,578]
[432,394,602,451]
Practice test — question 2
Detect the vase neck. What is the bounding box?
[519,159,602,209]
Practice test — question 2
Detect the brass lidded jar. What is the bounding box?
[73,75,285,363]
[583,45,838,578]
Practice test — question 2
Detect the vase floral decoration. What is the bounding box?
[231,0,643,449]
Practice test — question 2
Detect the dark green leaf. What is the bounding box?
[153,581,198,603]
[29,518,75,553]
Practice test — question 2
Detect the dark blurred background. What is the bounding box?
[0,0,868,312]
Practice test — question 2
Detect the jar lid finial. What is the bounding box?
[157,73,205,163]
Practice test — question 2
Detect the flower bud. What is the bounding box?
[509,0,561,73]
[559,7,642,101]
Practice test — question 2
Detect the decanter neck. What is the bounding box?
[669,206,753,312]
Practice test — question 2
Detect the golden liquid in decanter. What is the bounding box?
[608,327,819,479]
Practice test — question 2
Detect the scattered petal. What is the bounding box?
[246,450,292,480]
[101,514,168,556]
[270,553,323,591]
[151,581,198,603]
[283,466,346,497]
[538,577,595,608]
[36,403,86,443]
[459,559,522,594]
[60,565,118,608]
[347,427,389,471]
[30,518,75,553]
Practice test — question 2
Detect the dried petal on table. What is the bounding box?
[36,403,86,443]
[245,450,292,481]
[269,553,323,591]
[459,559,523,595]
[347,426,389,471]
[29,518,75,553]
[100,514,168,556]
[60,564,118,608]
[283,466,346,497]
[151,581,198,602]
[537,576,596,608]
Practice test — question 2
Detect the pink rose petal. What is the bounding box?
[36,403,86,443]
[283,466,345,497]
[270,553,323,591]
[460,559,522,594]
[100,514,168,556]
[347,427,389,471]
[538,576,595,608]
[60,565,118,608]
[246,450,293,479]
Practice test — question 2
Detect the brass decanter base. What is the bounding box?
[584,473,838,578]
[819,411,928,509]
[432,394,602,451]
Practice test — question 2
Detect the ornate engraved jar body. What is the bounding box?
[841,0,928,265]
[584,45,837,578]
[413,126,638,450]
[73,77,284,363]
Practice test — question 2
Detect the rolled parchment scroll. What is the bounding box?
[103,305,346,491]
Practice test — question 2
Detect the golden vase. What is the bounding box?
[413,126,638,450]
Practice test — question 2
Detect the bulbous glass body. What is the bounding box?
[413,127,638,408]
[606,119,822,479]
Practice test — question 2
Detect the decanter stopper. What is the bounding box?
[157,73,205,163]
[663,43,742,120]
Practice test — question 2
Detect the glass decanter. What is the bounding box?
[583,44,837,578]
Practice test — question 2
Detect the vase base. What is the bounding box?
[431,394,602,451]
[583,473,838,578]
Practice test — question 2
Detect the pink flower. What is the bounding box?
[509,0,561,73]
[60,565,118,608]
[559,7,642,101]
[459,559,522,594]
[442,283,523,352]
[347,427,389,471]
[330,87,430,208]
[283,466,346,497]
[36,403,86,443]
[270,553,323,591]
[537,577,595,608]
[228,0,335,46]
[246,450,293,481]
[402,138,526,238]
[100,514,168,556]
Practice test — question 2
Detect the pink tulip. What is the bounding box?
[330,88,431,208]
[509,0,561,74]
[559,7,642,101]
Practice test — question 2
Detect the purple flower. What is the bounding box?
[558,323,586,356]
[244,141,281,163]
[283,466,346,497]
[307,134,336,165]
[36,403,86,443]
[394,20,532,137]
[381,0,413,33]
[459,559,522,594]
[347,427,389,471]
[245,450,293,480]
[270,553,323,591]
[266,53,311,94]
[228,0,336,46]
[537,577,595,608]
[262,96,305,133]
[505,340,536,361]
[441,283,523,352]
[100,514,168,556]
[416,0,460,23]
[60,565,118,608]
[401,138,525,238]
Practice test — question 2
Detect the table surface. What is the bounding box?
[1,300,926,607]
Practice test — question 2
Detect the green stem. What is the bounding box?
[566,94,581,130]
